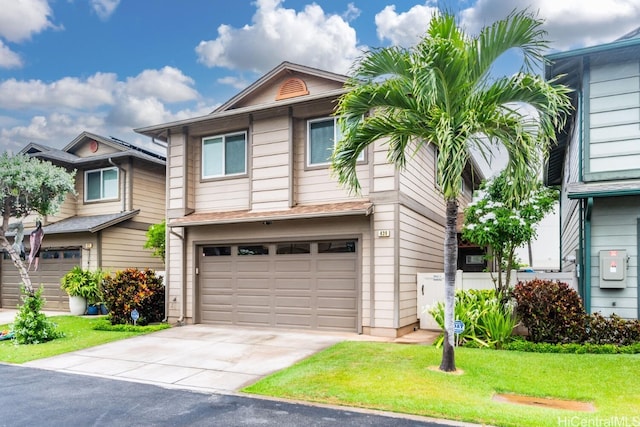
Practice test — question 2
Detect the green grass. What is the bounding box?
[243,341,640,427]
[0,315,169,364]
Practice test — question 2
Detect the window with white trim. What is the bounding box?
[85,167,118,202]
[202,132,247,178]
[307,117,364,166]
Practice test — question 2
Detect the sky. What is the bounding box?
[1,0,639,155]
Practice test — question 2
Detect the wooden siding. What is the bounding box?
[251,116,290,210]
[100,226,164,272]
[398,205,445,327]
[130,160,166,224]
[587,59,640,179]
[371,204,396,328]
[399,142,444,211]
[561,110,583,272]
[45,191,78,223]
[168,133,188,215]
[589,196,638,318]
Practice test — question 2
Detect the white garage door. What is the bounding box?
[1,248,81,311]
[199,239,358,332]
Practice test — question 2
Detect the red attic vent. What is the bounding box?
[276,77,309,101]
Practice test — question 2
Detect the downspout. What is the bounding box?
[584,197,593,314]
[108,158,127,212]
[170,226,187,325]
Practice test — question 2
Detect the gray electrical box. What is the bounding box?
[599,250,627,288]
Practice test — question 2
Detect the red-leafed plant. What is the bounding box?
[102,268,164,325]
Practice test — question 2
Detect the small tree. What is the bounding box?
[462,171,557,295]
[143,220,165,263]
[0,153,76,294]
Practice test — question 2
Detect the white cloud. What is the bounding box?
[0,0,56,42]
[217,75,251,90]
[195,0,363,74]
[0,40,22,68]
[375,2,439,47]
[0,73,117,110]
[460,0,640,50]
[124,67,199,103]
[90,0,121,21]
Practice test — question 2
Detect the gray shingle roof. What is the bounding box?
[42,210,140,234]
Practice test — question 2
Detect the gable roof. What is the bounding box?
[20,131,165,167]
[41,210,140,234]
[135,62,350,142]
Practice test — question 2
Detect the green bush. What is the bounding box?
[511,279,586,344]
[12,286,64,344]
[586,312,640,346]
[60,266,105,304]
[429,289,517,348]
[92,318,170,332]
[102,268,165,325]
[503,337,640,354]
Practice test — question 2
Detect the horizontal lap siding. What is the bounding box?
[590,196,638,318]
[251,116,290,210]
[131,162,166,224]
[399,143,444,211]
[101,227,164,272]
[399,205,444,327]
[588,59,640,177]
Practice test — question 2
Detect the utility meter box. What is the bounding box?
[599,250,627,288]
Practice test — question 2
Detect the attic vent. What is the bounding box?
[276,78,309,101]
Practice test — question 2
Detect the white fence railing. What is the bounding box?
[417,270,577,330]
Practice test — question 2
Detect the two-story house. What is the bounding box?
[545,29,640,319]
[0,132,166,311]
[135,62,480,337]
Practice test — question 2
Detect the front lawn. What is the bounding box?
[0,315,168,364]
[243,341,640,427]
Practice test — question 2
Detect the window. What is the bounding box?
[276,242,311,254]
[85,167,118,202]
[238,245,269,255]
[307,117,364,166]
[318,240,357,253]
[202,132,247,178]
[203,246,231,256]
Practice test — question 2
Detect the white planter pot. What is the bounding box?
[68,295,87,315]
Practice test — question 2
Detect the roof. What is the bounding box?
[135,62,349,141]
[21,132,166,167]
[566,181,640,199]
[168,201,373,227]
[41,210,140,234]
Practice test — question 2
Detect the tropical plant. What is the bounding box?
[60,266,104,304]
[102,268,164,325]
[12,286,64,344]
[462,172,557,295]
[144,219,166,263]
[0,153,76,294]
[429,289,517,349]
[331,10,572,371]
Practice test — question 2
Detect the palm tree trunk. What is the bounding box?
[439,199,458,372]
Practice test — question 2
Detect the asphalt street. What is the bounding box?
[0,364,462,427]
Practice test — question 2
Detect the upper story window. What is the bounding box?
[307,117,364,167]
[202,132,247,179]
[85,167,118,202]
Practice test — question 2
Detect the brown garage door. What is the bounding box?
[199,240,358,332]
[1,248,81,310]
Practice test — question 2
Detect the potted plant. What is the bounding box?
[60,266,104,315]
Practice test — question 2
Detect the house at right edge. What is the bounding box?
[545,28,640,319]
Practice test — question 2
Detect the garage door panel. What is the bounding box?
[199,240,358,332]
[316,259,356,272]
[201,263,232,273]
[202,278,233,290]
[274,260,311,272]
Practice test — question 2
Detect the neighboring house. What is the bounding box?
[545,28,640,319]
[0,132,166,311]
[135,62,482,337]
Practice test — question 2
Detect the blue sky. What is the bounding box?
[1,0,639,154]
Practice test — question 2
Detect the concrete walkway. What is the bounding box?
[0,308,439,394]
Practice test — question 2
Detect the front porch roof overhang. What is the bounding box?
[168,201,373,227]
[567,181,640,199]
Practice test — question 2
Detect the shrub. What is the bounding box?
[586,312,640,346]
[503,337,640,354]
[511,279,587,344]
[60,266,105,304]
[12,286,64,344]
[102,268,165,325]
[429,289,517,348]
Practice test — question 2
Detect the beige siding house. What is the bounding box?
[0,132,166,311]
[136,62,480,337]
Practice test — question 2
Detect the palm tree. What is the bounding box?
[331,10,571,371]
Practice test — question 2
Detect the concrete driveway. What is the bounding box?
[1,308,437,394]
